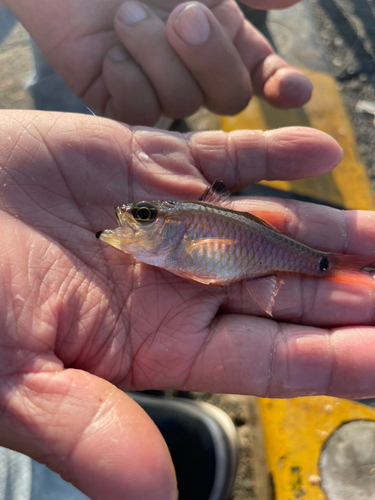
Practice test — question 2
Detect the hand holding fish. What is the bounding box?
[1,0,311,124]
[1,109,375,499]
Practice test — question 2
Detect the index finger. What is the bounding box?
[129,125,342,199]
[184,126,342,192]
[0,111,342,212]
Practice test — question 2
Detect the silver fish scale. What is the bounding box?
[170,201,325,282]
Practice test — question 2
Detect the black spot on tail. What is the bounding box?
[319,257,329,271]
[96,231,103,239]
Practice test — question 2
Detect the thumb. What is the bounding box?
[1,368,177,500]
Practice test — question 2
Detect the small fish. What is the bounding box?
[96,181,375,316]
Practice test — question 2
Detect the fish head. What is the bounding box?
[98,200,186,262]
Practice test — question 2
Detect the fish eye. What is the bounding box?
[132,202,157,222]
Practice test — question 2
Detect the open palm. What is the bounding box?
[1,110,375,500]
[3,0,312,124]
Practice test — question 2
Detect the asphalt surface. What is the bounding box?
[308,0,375,189]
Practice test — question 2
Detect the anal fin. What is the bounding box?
[245,275,284,317]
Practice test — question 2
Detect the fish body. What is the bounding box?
[97,183,374,315]
[127,200,332,283]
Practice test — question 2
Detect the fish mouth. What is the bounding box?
[97,225,135,252]
[115,205,129,227]
[96,205,133,240]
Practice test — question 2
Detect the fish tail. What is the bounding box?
[327,253,375,286]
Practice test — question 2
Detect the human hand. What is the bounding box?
[2,0,311,125]
[1,110,374,500]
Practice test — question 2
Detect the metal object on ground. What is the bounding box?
[320,420,375,500]
[260,397,375,500]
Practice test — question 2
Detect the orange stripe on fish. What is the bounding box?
[187,238,239,254]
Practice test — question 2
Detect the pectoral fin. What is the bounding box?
[245,275,284,317]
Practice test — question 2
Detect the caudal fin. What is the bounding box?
[328,253,375,286]
[331,253,375,270]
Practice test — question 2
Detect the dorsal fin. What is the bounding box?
[236,210,281,232]
[198,180,230,205]
[198,181,282,233]
[199,200,281,233]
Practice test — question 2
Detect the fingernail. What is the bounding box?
[117,1,147,25]
[108,45,128,62]
[173,3,210,46]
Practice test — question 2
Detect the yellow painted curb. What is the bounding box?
[259,397,375,500]
[220,68,375,210]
